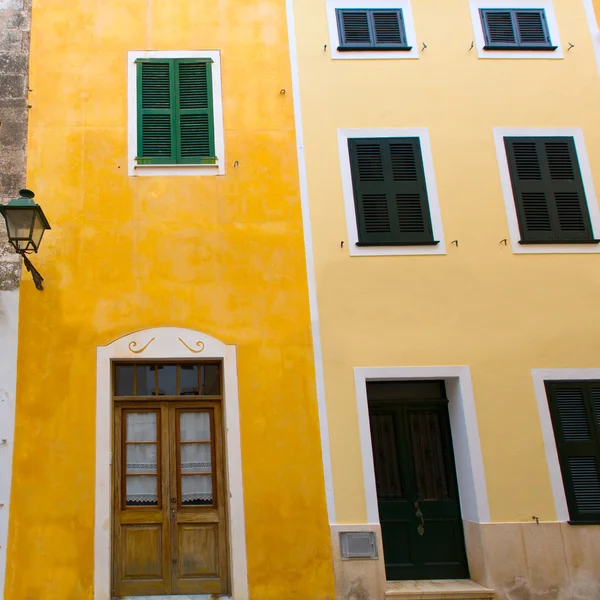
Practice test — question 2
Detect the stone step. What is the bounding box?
[385,579,495,600]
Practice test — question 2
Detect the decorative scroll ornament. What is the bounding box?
[128,337,156,354]
[178,337,205,354]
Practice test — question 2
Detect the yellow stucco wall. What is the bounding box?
[293,0,600,525]
[594,0,600,28]
[4,1,334,599]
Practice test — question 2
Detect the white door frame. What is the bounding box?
[94,327,249,600]
[354,366,490,525]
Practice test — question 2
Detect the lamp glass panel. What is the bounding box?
[5,208,35,243]
[31,210,46,250]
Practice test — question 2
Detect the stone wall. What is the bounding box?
[0,0,31,289]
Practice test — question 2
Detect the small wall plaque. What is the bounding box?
[340,531,378,560]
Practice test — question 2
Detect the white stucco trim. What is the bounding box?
[127,50,225,177]
[493,127,600,254]
[338,128,446,257]
[582,0,600,73]
[354,367,490,524]
[0,290,19,600]
[325,0,419,60]
[531,368,600,523]
[94,327,248,600]
[287,0,336,524]
[469,0,564,59]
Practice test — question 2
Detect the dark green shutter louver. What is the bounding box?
[137,58,215,165]
[480,9,555,50]
[336,9,410,50]
[348,138,436,246]
[546,382,600,523]
[504,137,595,243]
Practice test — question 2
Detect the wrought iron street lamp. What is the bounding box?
[0,189,51,291]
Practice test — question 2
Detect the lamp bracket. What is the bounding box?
[21,254,44,291]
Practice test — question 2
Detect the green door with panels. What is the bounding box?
[368,381,469,580]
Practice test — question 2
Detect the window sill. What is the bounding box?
[518,239,600,245]
[483,45,558,51]
[130,162,223,177]
[337,45,412,52]
[356,241,440,247]
[567,520,600,526]
[135,162,217,168]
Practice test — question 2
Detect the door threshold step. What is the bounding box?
[385,580,495,600]
[120,596,232,600]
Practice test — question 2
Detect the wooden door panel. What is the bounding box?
[177,523,220,578]
[113,391,229,597]
[121,524,164,579]
[113,405,171,597]
[171,406,228,594]
[369,399,469,581]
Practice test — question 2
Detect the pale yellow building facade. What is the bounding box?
[289,0,600,598]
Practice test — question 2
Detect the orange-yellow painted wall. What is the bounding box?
[594,0,600,28]
[4,1,334,599]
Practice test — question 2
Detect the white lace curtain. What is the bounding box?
[125,411,213,505]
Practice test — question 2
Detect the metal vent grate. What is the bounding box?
[340,531,378,560]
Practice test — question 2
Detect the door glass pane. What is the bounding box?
[370,411,403,499]
[181,475,213,506]
[136,365,157,396]
[179,412,213,506]
[127,443,157,473]
[181,443,211,473]
[201,364,221,395]
[126,412,157,441]
[179,364,199,395]
[126,476,158,506]
[157,364,177,396]
[180,412,211,441]
[409,410,450,500]
[115,365,134,396]
[125,412,158,507]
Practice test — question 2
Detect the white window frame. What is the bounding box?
[338,128,446,256]
[582,0,600,73]
[493,127,600,254]
[532,368,600,522]
[326,0,419,60]
[469,0,564,59]
[127,50,226,177]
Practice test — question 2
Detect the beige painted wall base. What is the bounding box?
[332,521,600,600]
[465,521,600,600]
[330,524,386,600]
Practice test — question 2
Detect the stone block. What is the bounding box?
[0,75,26,100]
[0,53,28,74]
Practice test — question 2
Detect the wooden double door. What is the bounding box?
[368,381,469,580]
[113,401,228,597]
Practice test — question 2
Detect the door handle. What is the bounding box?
[414,502,425,536]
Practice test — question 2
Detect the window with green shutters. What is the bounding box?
[480,9,555,50]
[504,137,596,244]
[136,58,215,165]
[336,9,411,50]
[348,137,437,246]
[545,381,600,524]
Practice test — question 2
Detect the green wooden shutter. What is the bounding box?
[337,10,371,47]
[545,382,600,523]
[174,59,215,164]
[136,60,176,164]
[504,137,594,243]
[371,11,406,46]
[349,138,435,246]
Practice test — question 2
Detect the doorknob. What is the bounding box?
[414,501,425,536]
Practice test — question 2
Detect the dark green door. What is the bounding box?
[369,391,469,580]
